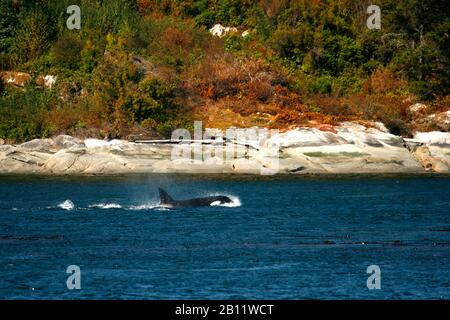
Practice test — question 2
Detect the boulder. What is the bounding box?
[408,103,427,115]
[242,29,252,37]
[412,146,449,172]
[413,110,450,132]
[413,131,450,145]
[1,72,56,89]
[209,24,238,37]
[0,146,50,173]
[36,75,57,89]
[425,111,450,131]
[53,135,84,149]
[84,139,127,149]
[18,139,56,152]
[1,71,31,87]
[131,56,165,78]
[267,122,422,173]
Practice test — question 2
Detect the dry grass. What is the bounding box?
[362,69,408,95]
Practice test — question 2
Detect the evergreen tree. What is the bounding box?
[0,0,19,54]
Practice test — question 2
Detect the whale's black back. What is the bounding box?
[158,188,232,208]
[159,188,174,204]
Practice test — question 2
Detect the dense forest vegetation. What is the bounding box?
[0,0,448,142]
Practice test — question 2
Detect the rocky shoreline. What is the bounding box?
[0,122,449,175]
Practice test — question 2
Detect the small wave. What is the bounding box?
[89,203,122,209]
[128,203,165,211]
[154,207,171,211]
[58,200,75,211]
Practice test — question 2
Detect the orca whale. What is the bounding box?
[158,188,233,208]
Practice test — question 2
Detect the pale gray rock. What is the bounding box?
[18,139,56,152]
[413,110,450,132]
[0,123,449,175]
[53,135,84,149]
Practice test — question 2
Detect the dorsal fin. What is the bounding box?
[158,188,174,205]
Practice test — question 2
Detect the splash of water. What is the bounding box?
[54,194,240,212]
[89,203,122,209]
[58,200,75,211]
[210,195,241,207]
[128,202,165,211]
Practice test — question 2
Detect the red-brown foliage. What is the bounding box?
[247,79,273,102]
[362,69,408,95]
[163,27,193,52]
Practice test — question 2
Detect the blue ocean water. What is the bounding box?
[0,174,449,300]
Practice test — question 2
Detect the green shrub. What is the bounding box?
[315,33,365,76]
[0,85,57,141]
[194,10,216,28]
[13,6,55,63]
[224,35,243,52]
[269,27,310,65]
[332,72,364,96]
[52,33,83,71]
[409,81,438,101]
[385,119,412,137]
[155,119,190,138]
[0,0,19,54]
[309,76,332,94]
